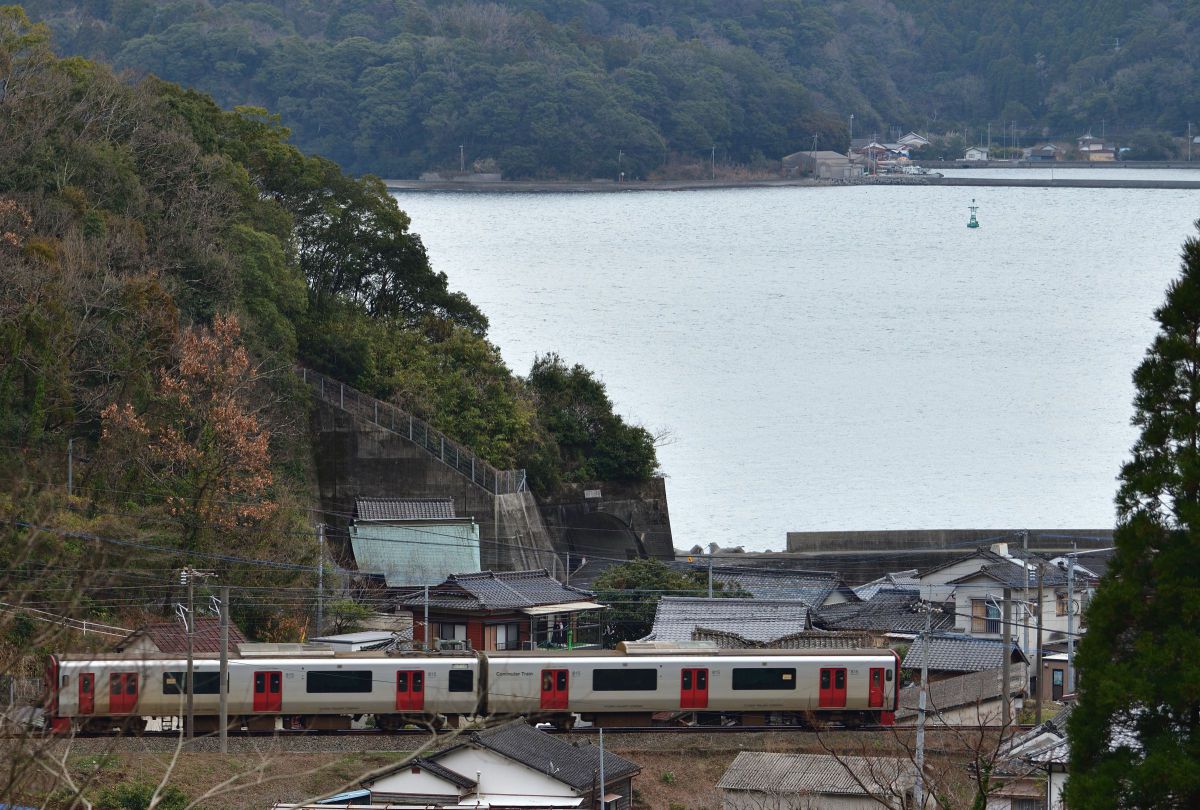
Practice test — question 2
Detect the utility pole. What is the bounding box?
[1066,554,1076,695]
[424,585,431,650]
[849,114,854,153]
[315,523,325,636]
[459,144,465,173]
[67,438,74,497]
[1002,588,1012,723]
[598,727,606,810]
[617,150,622,182]
[1189,123,1193,162]
[185,567,195,739]
[914,601,936,807]
[987,122,991,154]
[1021,531,1030,658]
[707,553,713,598]
[1035,562,1045,724]
[710,146,716,181]
[219,585,229,753]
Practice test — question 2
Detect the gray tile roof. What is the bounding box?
[462,720,640,791]
[643,597,811,643]
[901,634,1029,673]
[693,627,871,649]
[853,570,920,600]
[895,666,1026,720]
[396,569,595,611]
[406,757,477,789]
[816,590,953,634]
[693,565,853,606]
[355,497,456,521]
[718,751,917,796]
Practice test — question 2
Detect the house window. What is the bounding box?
[437,622,468,642]
[1013,800,1041,810]
[484,622,520,651]
[971,599,1001,634]
[1056,593,1068,616]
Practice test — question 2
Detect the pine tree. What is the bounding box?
[1066,227,1200,807]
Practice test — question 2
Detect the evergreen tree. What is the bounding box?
[1066,226,1200,807]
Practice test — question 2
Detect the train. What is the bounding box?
[44,643,900,733]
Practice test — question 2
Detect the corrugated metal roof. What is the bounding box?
[354,498,456,521]
[717,751,916,795]
[901,634,1028,672]
[643,597,811,643]
[351,521,480,587]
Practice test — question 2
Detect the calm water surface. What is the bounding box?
[393,183,1200,550]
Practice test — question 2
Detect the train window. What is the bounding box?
[255,673,265,692]
[834,670,846,689]
[732,668,797,691]
[448,670,474,692]
[542,672,553,692]
[397,672,408,692]
[270,673,281,693]
[412,672,423,692]
[820,670,830,689]
[556,671,567,691]
[306,670,373,693]
[885,669,893,682]
[126,676,137,695]
[697,670,707,689]
[592,669,658,691]
[110,675,121,695]
[80,677,89,693]
[682,671,692,690]
[163,672,221,695]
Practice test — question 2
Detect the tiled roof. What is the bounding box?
[853,570,920,600]
[895,666,1026,720]
[718,751,916,796]
[951,561,1067,589]
[816,590,953,634]
[396,569,595,611]
[695,565,852,606]
[643,597,811,643]
[407,757,477,789]
[114,617,246,655]
[355,497,456,521]
[694,627,870,649]
[465,720,640,790]
[902,634,1028,673]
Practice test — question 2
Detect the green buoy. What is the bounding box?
[967,198,980,228]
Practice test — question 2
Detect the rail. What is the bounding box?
[299,368,526,495]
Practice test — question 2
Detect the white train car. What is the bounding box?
[47,651,480,732]
[486,647,900,727]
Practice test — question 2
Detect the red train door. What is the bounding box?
[109,672,138,714]
[680,668,709,709]
[253,671,282,713]
[868,668,885,708]
[818,668,847,708]
[396,670,425,712]
[79,672,94,715]
[540,668,568,711]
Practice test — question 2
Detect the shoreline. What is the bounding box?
[385,176,1200,193]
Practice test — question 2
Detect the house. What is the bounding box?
[781,150,856,180]
[1036,653,1072,702]
[898,131,931,148]
[902,634,1029,683]
[363,720,641,810]
[718,751,928,809]
[396,569,603,650]
[895,666,1025,726]
[113,617,246,655]
[639,596,866,648]
[1024,143,1063,162]
[995,704,1073,809]
[815,589,954,641]
[1077,133,1115,161]
[350,497,480,586]
[964,146,989,161]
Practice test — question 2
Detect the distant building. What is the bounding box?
[350,497,480,587]
[897,131,931,148]
[1025,143,1064,161]
[113,617,246,655]
[816,588,954,641]
[964,146,990,161]
[396,569,603,650]
[688,564,859,607]
[1077,133,1116,161]
[895,666,1025,726]
[781,150,856,179]
[902,634,1029,684]
[640,596,866,648]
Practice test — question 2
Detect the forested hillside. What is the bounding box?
[18,0,1200,178]
[0,6,654,636]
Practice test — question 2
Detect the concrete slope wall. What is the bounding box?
[495,491,563,577]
